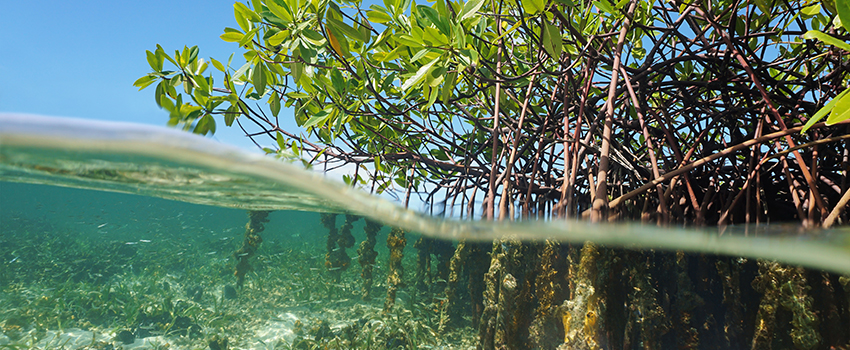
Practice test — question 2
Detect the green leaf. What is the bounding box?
[233,61,252,81]
[425,85,439,108]
[823,0,837,14]
[367,9,393,23]
[427,65,446,87]
[268,30,289,46]
[593,0,614,14]
[193,74,210,93]
[301,29,327,46]
[458,49,478,66]
[192,88,209,107]
[235,2,262,22]
[287,91,310,98]
[411,48,430,62]
[253,62,267,96]
[803,30,850,52]
[221,31,244,42]
[838,0,850,31]
[491,20,523,44]
[753,0,773,14]
[291,141,301,158]
[211,58,226,72]
[234,4,251,32]
[330,69,345,93]
[133,75,158,90]
[458,0,485,20]
[802,88,850,132]
[827,88,850,124]
[373,156,383,172]
[632,45,646,60]
[265,0,293,23]
[522,0,546,14]
[195,59,208,75]
[239,28,259,47]
[204,113,216,134]
[801,3,821,17]
[327,17,367,42]
[156,44,177,67]
[396,34,423,47]
[302,109,331,129]
[402,58,438,92]
[146,50,163,72]
[193,114,216,135]
[225,104,239,126]
[422,27,449,46]
[356,18,372,44]
[154,81,167,107]
[376,46,404,62]
[186,46,199,64]
[541,22,562,58]
[270,91,281,116]
[418,6,451,36]
[430,148,450,161]
[276,131,286,149]
[441,71,457,103]
[160,93,175,112]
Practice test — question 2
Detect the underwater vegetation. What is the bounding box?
[312,214,850,349]
[0,211,476,349]
[234,211,270,288]
[2,208,850,349]
[356,219,381,300]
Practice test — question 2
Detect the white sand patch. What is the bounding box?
[35,328,110,348]
[31,328,172,349]
[246,312,300,349]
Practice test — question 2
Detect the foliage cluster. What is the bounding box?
[136,0,850,225]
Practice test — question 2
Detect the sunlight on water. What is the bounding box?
[2,112,850,276]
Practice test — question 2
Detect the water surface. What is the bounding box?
[2,113,849,274]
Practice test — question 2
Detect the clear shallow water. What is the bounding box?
[0,180,416,348]
[2,113,849,274]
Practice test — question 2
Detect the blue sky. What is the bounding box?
[0,0,266,150]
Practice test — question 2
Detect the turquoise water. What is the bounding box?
[2,113,850,349]
[1,182,423,349]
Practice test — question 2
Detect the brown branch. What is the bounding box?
[608,120,850,211]
[591,0,638,222]
[823,186,850,228]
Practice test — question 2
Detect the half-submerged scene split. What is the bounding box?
[3,0,850,348]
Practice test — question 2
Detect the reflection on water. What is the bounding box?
[2,113,850,349]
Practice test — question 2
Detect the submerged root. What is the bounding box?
[384,227,406,312]
[234,210,270,288]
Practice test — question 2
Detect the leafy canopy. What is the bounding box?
[136,0,850,222]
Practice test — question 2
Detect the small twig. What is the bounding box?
[823,187,850,228]
[761,134,850,163]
